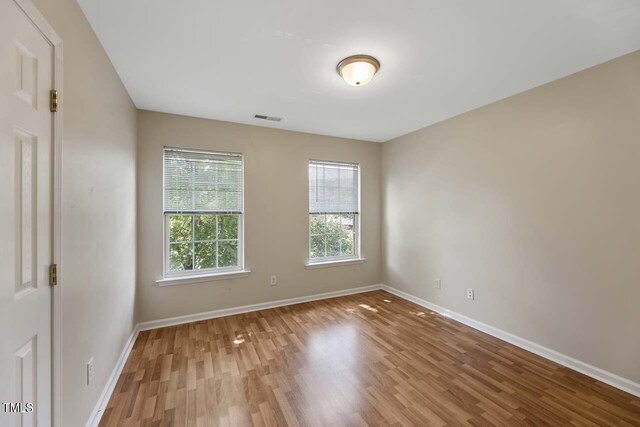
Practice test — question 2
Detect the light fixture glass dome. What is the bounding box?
[337,55,380,87]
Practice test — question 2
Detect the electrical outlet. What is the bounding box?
[435,279,441,289]
[466,288,474,300]
[270,275,277,286]
[87,358,94,385]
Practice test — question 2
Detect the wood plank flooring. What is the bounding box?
[99,290,640,426]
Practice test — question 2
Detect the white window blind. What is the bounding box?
[164,148,243,214]
[309,160,359,214]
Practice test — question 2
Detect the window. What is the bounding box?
[308,160,360,262]
[163,148,243,277]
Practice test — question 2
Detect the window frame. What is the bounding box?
[162,147,245,279]
[307,159,362,265]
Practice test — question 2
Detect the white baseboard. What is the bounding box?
[137,284,383,331]
[86,283,383,426]
[381,284,640,398]
[88,281,638,427]
[85,325,140,427]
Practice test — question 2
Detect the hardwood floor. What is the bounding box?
[100,290,640,426]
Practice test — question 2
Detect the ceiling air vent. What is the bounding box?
[253,114,282,122]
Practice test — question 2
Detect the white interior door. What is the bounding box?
[0,0,54,425]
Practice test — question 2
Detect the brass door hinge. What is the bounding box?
[50,90,58,113]
[49,264,57,286]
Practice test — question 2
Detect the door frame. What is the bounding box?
[12,0,63,426]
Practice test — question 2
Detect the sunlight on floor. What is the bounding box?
[358,303,378,312]
[233,332,252,345]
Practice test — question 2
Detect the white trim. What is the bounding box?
[85,325,140,427]
[305,257,366,269]
[52,35,64,427]
[156,269,251,286]
[11,1,64,426]
[138,284,382,331]
[87,283,383,426]
[381,284,640,398]
[87,282,640,427]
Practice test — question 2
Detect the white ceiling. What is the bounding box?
[78,0,640,142]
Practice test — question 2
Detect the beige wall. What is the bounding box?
[137,111,381,322]
[31,0,137,425]
[382,51,640,382]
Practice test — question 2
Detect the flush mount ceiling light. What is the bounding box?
[336,55,380,87]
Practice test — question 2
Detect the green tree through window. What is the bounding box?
[310,213,355,259]
[169,214,239,272]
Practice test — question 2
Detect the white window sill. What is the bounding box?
[305,258,366,270]
[156,269,251,287]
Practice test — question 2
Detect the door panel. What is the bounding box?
[0,0,54,425]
